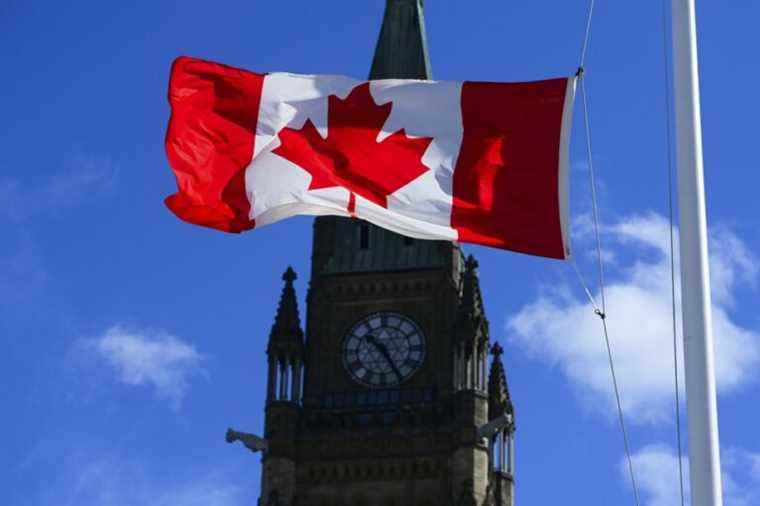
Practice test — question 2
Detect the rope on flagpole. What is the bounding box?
[574,2,642,506]
[578,0,596,71]
[570,257,601,311]
[578,76,641,506]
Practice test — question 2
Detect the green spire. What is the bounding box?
[310,0,459,277]
[369,0,432,80]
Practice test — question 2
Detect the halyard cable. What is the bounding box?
[580,79,641,506]
[578,0,596,70]
[661,1,687,504]
[575,2,641,506]
[571,257,601,311]
[580,76,607,317]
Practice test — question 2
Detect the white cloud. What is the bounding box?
[708,225,759,307]
[85,325,205,410]
[628,444,760,506]
[628,444,686,506]
[507,213,760,423]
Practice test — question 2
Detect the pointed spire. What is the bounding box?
[310,0,453,279]
[462,255,480,309]
[269,266,303,344]
[488,341,513,419]
[457,255,486,331]
[369,0,432,80]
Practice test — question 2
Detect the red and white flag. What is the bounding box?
[165,56,575,259]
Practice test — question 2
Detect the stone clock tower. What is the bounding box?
[258,2,515,505]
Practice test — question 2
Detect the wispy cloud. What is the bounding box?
[0,230,46,303]
[155,474,245,506]
[81,325,205,410]
[506,212,760,424]
[627,444,760,506]
[0,155,118,306]
[16,449,247,506]
[0,154,118,222]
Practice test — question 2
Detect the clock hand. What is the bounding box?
[365,334,403,381]
[382,351,404,382]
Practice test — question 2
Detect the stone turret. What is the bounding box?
[266,267,305,404]
[451,255,491,505]
[260,267,305,506]
[488,342,515,506]
[488,342,513,420]
[454,255,490,393]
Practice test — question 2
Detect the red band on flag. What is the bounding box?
[164,56,264,232]
[451,79,569,259]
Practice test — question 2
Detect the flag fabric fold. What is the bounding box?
[165,56,575,259]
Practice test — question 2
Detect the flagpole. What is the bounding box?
[670,1,723,506]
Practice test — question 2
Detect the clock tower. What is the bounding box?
[258,1,515,505]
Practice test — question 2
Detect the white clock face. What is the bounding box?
[342,312,426,387]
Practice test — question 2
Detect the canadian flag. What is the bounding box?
[165,57,576,259]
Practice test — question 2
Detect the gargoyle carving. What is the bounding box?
[225,428,268,453]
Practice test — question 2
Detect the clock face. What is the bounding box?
[342,312,426,387]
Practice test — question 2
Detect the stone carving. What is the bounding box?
[225,428,268,453]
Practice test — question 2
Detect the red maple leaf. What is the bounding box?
[272,82,434,213]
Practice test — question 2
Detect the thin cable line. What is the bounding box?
[571,257,601,311]
[661,1,687,504]
[580,77,607,315]
[579,76,641,506]
[575,4,640,503]
[579,0,596,69]
[601,316,642,506]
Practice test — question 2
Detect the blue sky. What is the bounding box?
[2,1,759,505]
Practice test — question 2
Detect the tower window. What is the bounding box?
[360,223,370,249]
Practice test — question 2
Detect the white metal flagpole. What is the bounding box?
[670,1,724,506]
